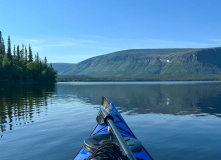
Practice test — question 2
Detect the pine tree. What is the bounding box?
[25,46,28,62]
[28,44,33,62]
[7,36,12,60]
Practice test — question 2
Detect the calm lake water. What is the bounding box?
[1,82,221,160]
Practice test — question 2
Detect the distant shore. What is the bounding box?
[57,75,221,82]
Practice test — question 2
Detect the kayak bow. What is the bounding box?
[74,97,153,160]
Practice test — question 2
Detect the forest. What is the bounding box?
[0,31,57,83]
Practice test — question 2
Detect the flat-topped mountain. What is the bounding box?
[55,47,221,80]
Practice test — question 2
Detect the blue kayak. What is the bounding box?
[74,97,153,160]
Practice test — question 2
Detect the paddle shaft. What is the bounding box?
[100,107,136,160]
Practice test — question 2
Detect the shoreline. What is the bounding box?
[0,80,56,85]
[56,76,221,82]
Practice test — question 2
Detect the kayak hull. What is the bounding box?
[74,102,153,160]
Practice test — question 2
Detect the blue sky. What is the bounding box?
[1,0,221,63]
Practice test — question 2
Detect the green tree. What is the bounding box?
[28,44,33,62]
[43,56,48,69]
[20,44,24,60]
[41,66,57,82]
[25,46,28,62]
[0,32,57,83]
[26,61,40,80]
[0,32,5,55]
[2,54,12,80]
[2,54,11,68]
[17,45,20,59]
[44,56,47,65]
[7,36,12,60]
[36,52,39,63]
[13,45,16,57]
[2,44,5,55]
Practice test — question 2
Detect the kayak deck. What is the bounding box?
[74,102,153,160]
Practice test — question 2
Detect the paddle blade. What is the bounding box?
[96,110,104,124]
[101,96,111,113]
[96,97,111,124]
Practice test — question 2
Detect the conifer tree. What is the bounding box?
[13,45,16,57]
[44,56,47,65]
[0,46,1,55]
[25,46,28,62]
[0,39,2,55]
[0,44,2,55]
[36,52,39,63]
[0,32,5,55]
[43,56,48,69]
[28,44,33,62]
[20,44,24,60]
[0,31,57,83]
[17,45,20,59]
[2,44,5,55]
[7,36,12,60]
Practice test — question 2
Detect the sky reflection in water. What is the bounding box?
[0,82,221,160]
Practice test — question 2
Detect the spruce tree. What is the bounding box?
[0,37,2,55]
[2,43,5,55]
[0,32,5,55]
[36,52,39,63]
[17,45,20,59]
[44,56,48,69]
[25,46,28,62]
[44,56,47,65]
[13,45,16,57]
[28,44,33,62]
[20,44,24,60]
[0,43,2,55]
[7,36,12,60]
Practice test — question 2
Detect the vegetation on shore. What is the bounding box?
[57,74,221,82]
[0,31,57,83]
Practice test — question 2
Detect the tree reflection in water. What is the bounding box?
[1,82,221,134]
[0,84,55,133]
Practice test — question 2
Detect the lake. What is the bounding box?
[1,82,221,160]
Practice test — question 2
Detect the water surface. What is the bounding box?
[1,82,221,160]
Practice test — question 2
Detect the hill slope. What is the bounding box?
[59,48,221,80]
[51,63,75,74]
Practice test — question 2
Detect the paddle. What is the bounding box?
[96,96,137,160]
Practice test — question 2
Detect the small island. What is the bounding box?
[0,31,57,83]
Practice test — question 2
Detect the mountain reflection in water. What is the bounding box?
[1,82,221,160]
[57,82,221,117]
[1,82,221,133]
